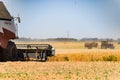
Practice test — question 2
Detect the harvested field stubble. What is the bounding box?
[0,62,120,80]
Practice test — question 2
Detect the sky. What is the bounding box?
[1,0,120,39]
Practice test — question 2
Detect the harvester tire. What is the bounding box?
[17,50,24,61]
[0,46,5,61]
[6,41,18,61]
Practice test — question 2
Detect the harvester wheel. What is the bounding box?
[0,46,5,61]
[6,41,18,61]
[17,50,24,60]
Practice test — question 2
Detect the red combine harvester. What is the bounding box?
[0,2,55,61]
[0,2,21,61]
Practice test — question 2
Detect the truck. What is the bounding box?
[0,2,55,61]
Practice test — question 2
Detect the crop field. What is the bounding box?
[15,41,120,61]
[1,41,120,80]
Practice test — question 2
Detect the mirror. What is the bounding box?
[18,17,21,23]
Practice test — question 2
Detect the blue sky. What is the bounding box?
[1,0,120,39]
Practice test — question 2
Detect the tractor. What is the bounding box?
[101,40,114,49]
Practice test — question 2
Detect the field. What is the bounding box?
[15,41,120,61]
[1,41,120,80]
[0,62,120,80]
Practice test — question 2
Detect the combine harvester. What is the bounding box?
[0,2,55,61]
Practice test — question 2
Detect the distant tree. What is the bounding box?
[46,38,78,41]
[80,38,98,41]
